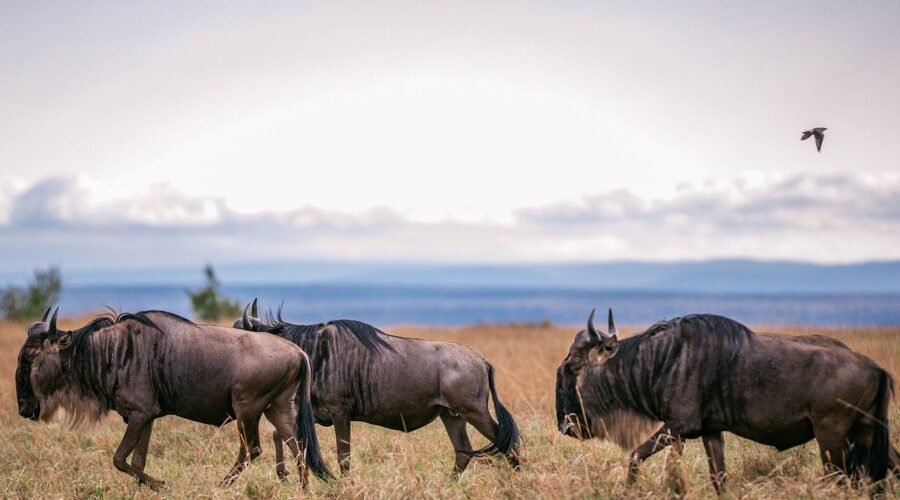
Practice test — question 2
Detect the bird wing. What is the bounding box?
[814,131,824,152]
[801,131,813,140]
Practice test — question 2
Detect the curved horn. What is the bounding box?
[250,298,259,318]
[41,306,52,322]
[587,308,603,342]
[48,307,59,337]
[242,303,253,330]
[608,308,617,337]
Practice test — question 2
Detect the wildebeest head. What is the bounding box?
[15,307,75,421]
[232,298,262,331]
[556,308,619,439]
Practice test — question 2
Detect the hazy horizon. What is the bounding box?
[3,259,899,295]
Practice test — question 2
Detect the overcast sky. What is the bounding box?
[1,1,899,276]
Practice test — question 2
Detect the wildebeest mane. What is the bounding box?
[593,314,755,420]
[616,314,754,364]
[136,309,195,325]
[56,310,165,352]
[261,309,396,354]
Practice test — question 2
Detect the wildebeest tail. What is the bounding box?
[847,369,893,484]
[473,362,522,457]
[890,444,900,477]
[294,353,334,481]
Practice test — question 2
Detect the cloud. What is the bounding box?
[1,173,899,275]
[7,177,231,228]
[517,173,900,234]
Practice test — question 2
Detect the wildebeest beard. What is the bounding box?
[555,362,589,438]
[556,361,660,449]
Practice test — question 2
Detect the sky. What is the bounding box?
[1,1,899,278]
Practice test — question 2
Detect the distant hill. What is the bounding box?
[38,259,900,294]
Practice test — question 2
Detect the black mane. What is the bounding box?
[616,314,754,365]
[261,310,395,354]
[43,310,163,348]
[136,309,195,325]
[593,314,756,419]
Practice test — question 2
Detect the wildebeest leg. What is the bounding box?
[334,415,352,474]
[701,432,726,494]
[440,411,474,477]
[891,445,900,476]
[813,417,854,481]
[131,421,155,473]
[112,415,165,490]
[264,402,309,489]
[272,430,288,481]
[220,414,263,487]
[628,426,683,484]
[816,433,851,480]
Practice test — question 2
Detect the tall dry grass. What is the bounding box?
[0,317,897,498]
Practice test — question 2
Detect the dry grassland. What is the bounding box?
[0,316,898,498]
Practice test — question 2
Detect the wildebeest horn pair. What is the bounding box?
[27,306,58,337]
[240,298,260,330]
[586,308,617,342]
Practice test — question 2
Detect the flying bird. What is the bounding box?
[801,127,827,152]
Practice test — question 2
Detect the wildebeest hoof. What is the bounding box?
[218,477,237,488]
[626,467,640,485]
[142,478,165,491]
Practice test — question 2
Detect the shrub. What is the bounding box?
[0,266,62,321]
[186,264,242,321]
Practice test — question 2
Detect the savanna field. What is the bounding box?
[0,317,898,499]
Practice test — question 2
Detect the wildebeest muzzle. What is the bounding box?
[18,399,40,421]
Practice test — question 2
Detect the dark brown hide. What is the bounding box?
[556,312,894,493]
[236,303,521,477]
[14,310,331,489]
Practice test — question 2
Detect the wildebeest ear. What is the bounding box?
[588,336,619,365]
[589,334,619,364]
[602,335,619,353]
[56,330,74,349]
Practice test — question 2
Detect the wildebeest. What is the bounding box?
[556,309,894,493]
[15,308,332,489]
[234,299,521,477]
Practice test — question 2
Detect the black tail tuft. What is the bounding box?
[294,355,334,481]
[847,370,893,485]
[473,363,522,457]
[890,444,900,477]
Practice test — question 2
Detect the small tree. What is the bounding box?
[187,264,241,321]
[1,266,62,321]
